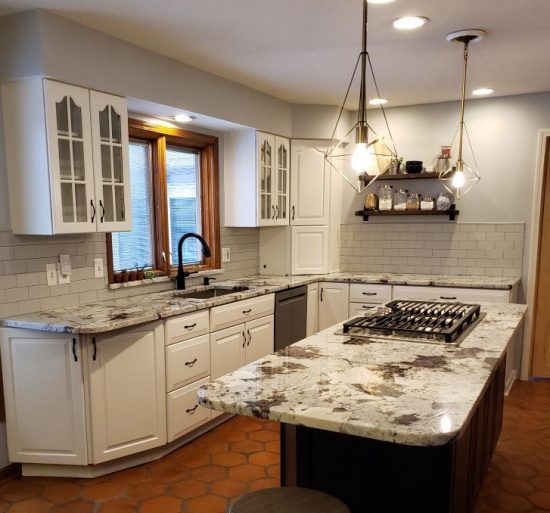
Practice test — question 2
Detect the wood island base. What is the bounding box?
[281,358,506,513]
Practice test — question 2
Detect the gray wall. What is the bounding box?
[342,92,550,300]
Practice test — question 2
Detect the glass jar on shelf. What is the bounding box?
[394,189,407,211]
[436,192,452,211]
[378,185,393,211]
[406,192,420,210]
[420,196,435,211]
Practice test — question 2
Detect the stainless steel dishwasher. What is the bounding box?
[274,285,308,350]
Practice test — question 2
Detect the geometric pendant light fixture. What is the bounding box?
[325,0,397,194]
[439,29,485,199]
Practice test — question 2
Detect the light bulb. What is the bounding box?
[351,143,374,175]
[452,169,465,189]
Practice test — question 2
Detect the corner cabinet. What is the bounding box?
[1,78,131,234]
[224,129,290,227]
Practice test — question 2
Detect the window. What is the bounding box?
[107,119,220,281]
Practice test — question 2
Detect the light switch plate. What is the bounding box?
[222,247,231,263]
[57,263,70,284]
[94,258,104,278]
[46,264,57,286]
[59,254,71,276]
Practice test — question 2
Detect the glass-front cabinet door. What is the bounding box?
[257,132,275,226]
[44,80,96,233]
[90,91,131,232]
[273,136,290,226]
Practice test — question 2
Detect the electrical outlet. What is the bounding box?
[222,247,231,263]
[46,264,57,286]
[94,258,104,278]
[57,263,70,285]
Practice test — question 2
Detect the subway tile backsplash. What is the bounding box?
[340,223,524,277]
[0,227,259,319]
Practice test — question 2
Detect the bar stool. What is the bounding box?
[228,487,351,513]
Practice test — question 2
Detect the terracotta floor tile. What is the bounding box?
[229,464,266,481]
[249,451,280,467]
[47,499,95,513]
[230,440,264,454]
[191,464,227,482]
[248,429,279,442]
[264,440,280,453]
[267,464,280,478]
[171,479,208,499]
[249,478,279,491]
[528,491,550,510]
[212,451,247,467]
[40,483,81,503]
[5,498,51,513]
[81,481,126,501]
[211,478,248,497]
[140,496,182,513]
[186,494,227,513]
[99,498,138,513]
[126,481,166,500]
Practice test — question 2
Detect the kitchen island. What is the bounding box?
[199,302,527,513]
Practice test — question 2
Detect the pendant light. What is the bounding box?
[325,0,397,194]
[439,29,485,199]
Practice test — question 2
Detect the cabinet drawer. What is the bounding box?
[349,284,392,304]
[210,294,275,331]
[166,335,210,392]
[167,377,212,442]
[165,310,210,346]
[393,286,511,304]
[349,302,379,317]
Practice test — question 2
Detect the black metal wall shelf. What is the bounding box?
[355,206,459,222]
[376,172,440,181]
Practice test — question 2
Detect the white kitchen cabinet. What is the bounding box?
[318,283,350,331]
[349,284,392,304]
[211,316,274,379]
[165,334,210,391]
[1,78,130,234]
[0,328,88,465]
[90,91,131,232]
[349,303,379,317]
[165,310,210,346]
[290,140,330,226]
[86,321,166,464]
[210,294,275,332]
[291,226,329,275]
[392,286,511,304]
[224,129,290,227]
[306,283,319,336]
[167,377,212,442]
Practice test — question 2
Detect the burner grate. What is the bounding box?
[342,300,481,343]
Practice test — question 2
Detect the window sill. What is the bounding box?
[108,268,225,290]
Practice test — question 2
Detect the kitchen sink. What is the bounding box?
[174,286,249,300]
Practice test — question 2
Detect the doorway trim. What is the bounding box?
[522,129,550,379]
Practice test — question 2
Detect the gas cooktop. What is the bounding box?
[337,300,482,345]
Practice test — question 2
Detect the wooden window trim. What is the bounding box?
[107,119,220,283]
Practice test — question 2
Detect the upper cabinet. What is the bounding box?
[290,141,330,226]
[224,129,290,227]
[2,78,131,234]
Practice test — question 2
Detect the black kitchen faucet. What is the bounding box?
[176,232,211,290]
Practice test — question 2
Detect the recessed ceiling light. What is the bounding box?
[368,0,395,4]
[369,98,389,105]
[393,16,429,30]
[173,114,196,123]
[472,88,495,96]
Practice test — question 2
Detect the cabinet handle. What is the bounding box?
[246,329,251,347]
[186,405,199,414]
[72,338,78,362]
[292,205,295,220]
[242,331,246,348]
[362,305,376,309]
[99,200,105,223]
[90,200,96,223]
[271,205,276,220]
[242,309,252,314]
[320,288,324,302]
[92,337,97,361]
[185,358,198,367]
[440,296,457,300]
[275,205,279,219]
[362,292,377,296]
[184,323,197,329]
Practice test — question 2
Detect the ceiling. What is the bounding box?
[0,0,549,107]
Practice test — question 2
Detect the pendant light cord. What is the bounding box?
[457,40,470,168]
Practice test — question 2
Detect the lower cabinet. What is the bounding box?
[318,283,350,331]
[167,377,211,442]
[0,328,88,465]
[211,315,275,379]
[306,283,319,336]
[86,322,166,464]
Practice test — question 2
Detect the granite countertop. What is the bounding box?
[0,273,520,334]
[198,302,527,447]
